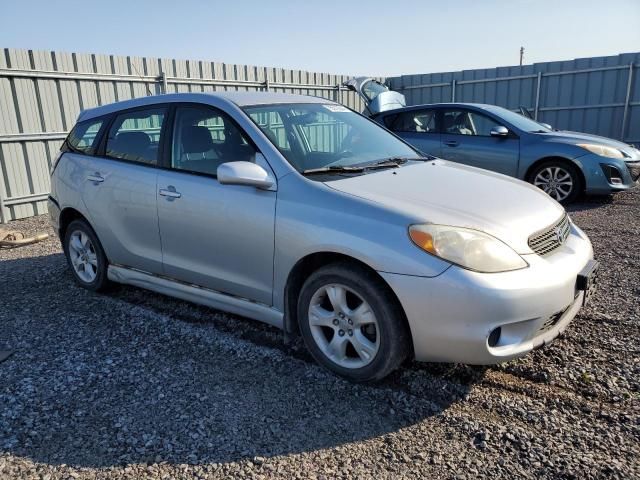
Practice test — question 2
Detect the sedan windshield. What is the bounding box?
[481,105,552,133]
[243,103,421,173]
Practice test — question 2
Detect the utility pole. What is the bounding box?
[520,47,525,66]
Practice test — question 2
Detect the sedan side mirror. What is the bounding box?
[490,126,509,137]
[217,161,274,190]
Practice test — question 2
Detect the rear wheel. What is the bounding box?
[297,263,411,382]
[528,160,582,204]
[63,219,110,291]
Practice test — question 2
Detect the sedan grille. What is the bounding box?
[528,213,570,256]
[626,161,640,182]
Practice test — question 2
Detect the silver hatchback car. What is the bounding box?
[49,92,597,382]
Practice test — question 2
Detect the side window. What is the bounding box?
[106,107,166,165]
[172,105,256,176]
[66,118,104,155]
[442,109,500,136]
[390,110,437,133]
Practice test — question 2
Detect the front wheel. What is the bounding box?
[528,161,583,204]
[297,263,411,382]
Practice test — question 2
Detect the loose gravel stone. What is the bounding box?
[1,189,638,479]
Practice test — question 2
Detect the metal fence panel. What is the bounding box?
[387,52,640,146]
[0,48,366,223]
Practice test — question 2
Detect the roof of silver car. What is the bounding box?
[77,91,335,122]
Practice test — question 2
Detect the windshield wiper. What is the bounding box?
[363,157,411,169]
[302,165,366,175]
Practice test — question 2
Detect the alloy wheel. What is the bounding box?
[307,283,380,369]
[68,230,98,283]
[533,166,574,202]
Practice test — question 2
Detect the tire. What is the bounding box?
[297,262,411,382]
[63,219,111,291]
[528,160,583,204]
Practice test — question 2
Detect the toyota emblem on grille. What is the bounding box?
[555,226,564,243]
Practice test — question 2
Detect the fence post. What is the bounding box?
[161,71,168,94]
[0,188,5,224]
[621,63,634,141]
[451,79,456,102]
[534,72,542,120]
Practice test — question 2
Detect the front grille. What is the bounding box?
[626,161,640,182]
[528,213,571,256]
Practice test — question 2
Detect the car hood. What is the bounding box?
[543,131,640,159]
[325,160,565,254]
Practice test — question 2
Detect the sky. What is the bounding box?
[1,0,639,77]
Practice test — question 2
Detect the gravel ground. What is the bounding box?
[1,189,638,479]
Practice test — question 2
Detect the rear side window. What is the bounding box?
[106,107,166,165]
[389,109,438,133]
[66,118,104,155]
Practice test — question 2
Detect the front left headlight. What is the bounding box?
[577,143,624,159]
[408,224,528,273]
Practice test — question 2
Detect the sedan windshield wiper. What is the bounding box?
[302,165,366,175]
[363,157,411,169]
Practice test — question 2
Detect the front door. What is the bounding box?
[439,108,519,176]
[156,104,276,305]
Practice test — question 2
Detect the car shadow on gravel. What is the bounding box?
[1,253,481,469]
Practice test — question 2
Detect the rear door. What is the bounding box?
[156,104,276,305]
[80,106,167,274]
[439,108,519,176]
[383,108,441,157]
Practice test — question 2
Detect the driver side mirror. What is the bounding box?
[490,126,509,137]
[217,161,274,190]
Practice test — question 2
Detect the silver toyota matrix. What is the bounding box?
[49,92,598,382]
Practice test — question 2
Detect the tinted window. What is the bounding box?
[106,108,166,165]
[66,118,104,155]
[172,105,256,176]
[390,109,437,133]
[442,109,500,136]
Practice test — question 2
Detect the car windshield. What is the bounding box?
[482,105,552,133]
[243,103,422,173]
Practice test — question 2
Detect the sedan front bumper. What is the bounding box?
[380,222,594,364]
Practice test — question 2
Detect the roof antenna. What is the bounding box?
[519,47,525,66]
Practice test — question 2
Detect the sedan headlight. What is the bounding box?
[408,224,528,273]
[577,143,624,159]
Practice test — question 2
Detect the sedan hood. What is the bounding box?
[326,160,564,254]
[544,131,640,159]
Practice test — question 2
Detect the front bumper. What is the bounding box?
[576,153,639,194]
[380,222,594,364]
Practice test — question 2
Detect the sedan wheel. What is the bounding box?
[308,283,381,369]
[533,166,573,201]
[529,161,582,204]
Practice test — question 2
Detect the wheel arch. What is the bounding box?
[59,207,90,240]
[283,251,413,354]
[524,156,586,192]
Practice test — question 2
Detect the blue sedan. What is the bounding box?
[346,78,640,204]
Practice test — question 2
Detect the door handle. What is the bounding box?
[159,186,181,200]
[443,140,459,147]
[86,173,104,183]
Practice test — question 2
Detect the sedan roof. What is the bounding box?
[77,91,334,122]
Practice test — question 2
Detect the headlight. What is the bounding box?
[408,224,528,273]
[577,143,624,159]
